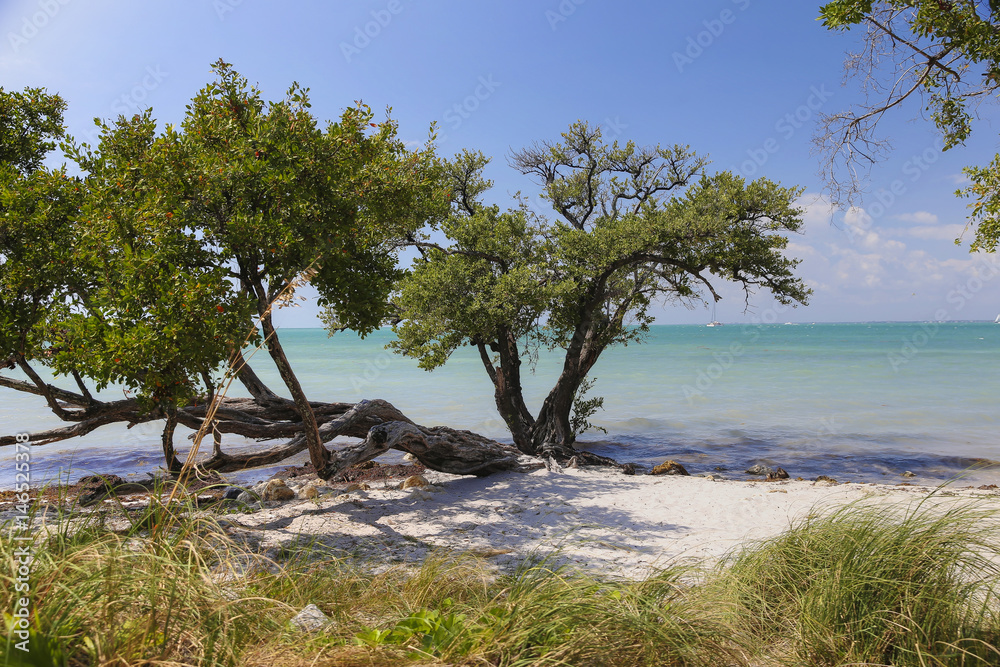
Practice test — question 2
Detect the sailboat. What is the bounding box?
[995,313,1000,324]
[707,303,723,327]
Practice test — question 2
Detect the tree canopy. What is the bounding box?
[0,87,66,174]
[0,62,507,479]
[389,122,810,458]
[818,0,1000,251]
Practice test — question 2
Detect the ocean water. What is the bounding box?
[1,322,998,489]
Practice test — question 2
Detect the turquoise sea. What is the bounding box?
[1,322,999,488]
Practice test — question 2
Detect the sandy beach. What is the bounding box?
[209,466,1000,578]
[6,463,1000,665]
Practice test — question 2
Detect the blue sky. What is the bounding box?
[2,0,999,325]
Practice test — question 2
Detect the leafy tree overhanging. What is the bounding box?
[388,122,810,459]
[3,71,810,477]
[0,62,523,480]
[818,0,1000,252]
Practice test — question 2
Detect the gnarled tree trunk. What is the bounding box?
[484,312,616,466]
[0,363,527,480]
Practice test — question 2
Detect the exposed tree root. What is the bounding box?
[0,358,626,479]
[0,369,531,479]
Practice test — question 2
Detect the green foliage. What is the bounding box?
[717,500,1000,666]
[391,193,555,371]
[0,87,66,175]
[570,376,607,437]
[0,166,85,363]
[1,61,443,412]
[818,0,1000,251]
[390,122,808,448]
[355,602,484,659]
[819,0,998,147]
[818,0,877,26]
[0,89,80,370]
[6,491,1000,665]
[397,127,809,362]
[961,153,1000,252]
[3,613,68,667]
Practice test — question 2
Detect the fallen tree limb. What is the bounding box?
[317,420,524,479]
[195,399,405,472]
[1,372,531,478]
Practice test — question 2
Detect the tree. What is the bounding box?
[389,122,810,460]
[0,87,67,173]
[0,63,523,481]
[817,0,1000,251]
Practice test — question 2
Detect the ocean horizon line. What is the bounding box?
[274,319,1000,331]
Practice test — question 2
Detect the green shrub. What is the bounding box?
[7,488,1000,666]
[717,500,1000,666]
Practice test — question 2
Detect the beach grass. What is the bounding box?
[4,495,1000,666]
[715,499,1000,666]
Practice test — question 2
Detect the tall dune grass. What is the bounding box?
[3,494,1000,665]
[716,499,1000,666]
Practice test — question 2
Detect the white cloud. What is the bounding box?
[794,193,835,231]
[892,211,938,225]
[0,55,34,72]
[843,206,871,233]
[784,241,823,260]
[781,199,996,312]
[881,220,969,242]
[906,223,966,241]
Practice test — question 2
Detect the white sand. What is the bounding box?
[220,467,1000,578]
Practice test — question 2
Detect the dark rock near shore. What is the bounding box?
[651,460,690,476]
[274,460,427,484]
[235,489,259,505]
[262,479,296,502]
[78,473,128,487]
[766,468,790,481]
[745,464,773,475]
[78,474,157,506]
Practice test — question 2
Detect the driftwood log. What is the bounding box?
[0,363,527,479]
[320,421,524,479]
